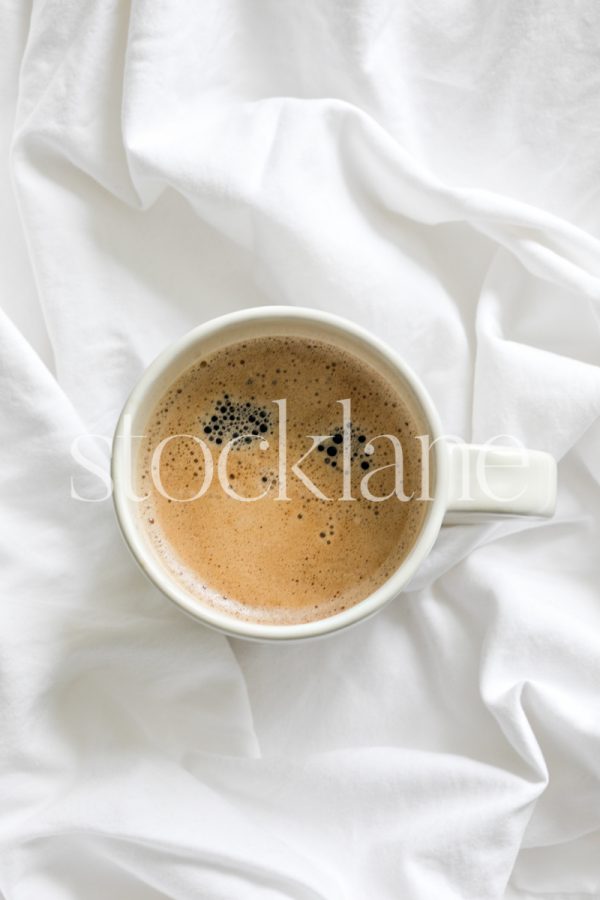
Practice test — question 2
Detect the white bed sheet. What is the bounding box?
[1,2,600,897]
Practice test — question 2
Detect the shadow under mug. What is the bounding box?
[112,306,557,641]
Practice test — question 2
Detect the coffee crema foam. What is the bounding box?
[137,336,429,625]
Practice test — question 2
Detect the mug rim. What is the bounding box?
[111,306,449,641]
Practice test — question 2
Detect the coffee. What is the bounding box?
[136,336,428,625]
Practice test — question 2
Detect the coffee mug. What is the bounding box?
[112,306,556,641]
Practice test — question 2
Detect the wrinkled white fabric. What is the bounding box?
[2,1,600,897]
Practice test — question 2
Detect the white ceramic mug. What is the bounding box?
[112,306,556,641]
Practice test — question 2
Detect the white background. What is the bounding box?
[1,1,600,897]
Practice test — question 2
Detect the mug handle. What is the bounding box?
[443,443,557,524]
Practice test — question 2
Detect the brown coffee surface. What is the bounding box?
[137,336,428,625]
